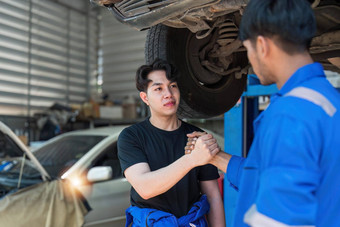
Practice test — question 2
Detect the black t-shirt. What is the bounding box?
[117,118,219,217]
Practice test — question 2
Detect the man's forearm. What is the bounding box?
[207,196,226,227]
[201,180,226,227]
[126,154,198,200]
[209,151,232,173]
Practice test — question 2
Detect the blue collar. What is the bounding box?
[270,62,325,103]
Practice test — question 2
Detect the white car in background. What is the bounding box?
[31,125,131,227]
[0,121,89,226]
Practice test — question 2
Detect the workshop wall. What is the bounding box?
[98,8,147,102]
[0,0,98,116]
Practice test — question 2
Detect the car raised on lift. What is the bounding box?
[93,0,340,118]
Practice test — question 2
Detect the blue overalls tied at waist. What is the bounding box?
[125,194,210,227]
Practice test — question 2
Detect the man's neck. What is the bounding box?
[274,51,314,89]
[149,115,181,131]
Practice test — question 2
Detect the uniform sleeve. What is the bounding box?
[197,164,220,181]
[246,114,319,226]
[226,155,245,190]
[117,127,148,173]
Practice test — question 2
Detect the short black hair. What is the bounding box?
[135,59,179,92]
[239,0,316,54]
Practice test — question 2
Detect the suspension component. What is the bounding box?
[198,19,244,77]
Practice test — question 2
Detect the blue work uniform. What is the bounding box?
[125,194,209,227]
[227,63,340,226]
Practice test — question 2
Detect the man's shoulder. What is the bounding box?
[120,119,149,138]
[268,95,316,119]
[279,82,338,116]
[128,119,148,130]
[265,86,339,130]
[181,120,202,132]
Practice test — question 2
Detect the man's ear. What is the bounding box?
[139,91,149,105]
[256,36,270,59]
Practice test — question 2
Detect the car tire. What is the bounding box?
[145,24,247,119]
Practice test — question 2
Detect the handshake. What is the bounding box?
[184,131,221,166]
[184,131,230,173]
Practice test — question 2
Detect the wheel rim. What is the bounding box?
[186,30,228,90]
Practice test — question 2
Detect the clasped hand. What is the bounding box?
[185,131,220,165]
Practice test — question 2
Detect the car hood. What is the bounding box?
[0,121,50,181]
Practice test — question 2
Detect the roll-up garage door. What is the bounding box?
[0,0,98,116]
[99,8,147,102]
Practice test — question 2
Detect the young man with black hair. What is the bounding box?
[187,0,340,226]
[117,59,225,226]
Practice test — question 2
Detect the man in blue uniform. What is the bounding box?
[187,0,340,226]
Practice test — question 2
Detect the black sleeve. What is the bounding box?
[198,164,220,181]
[117,127,148,173]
